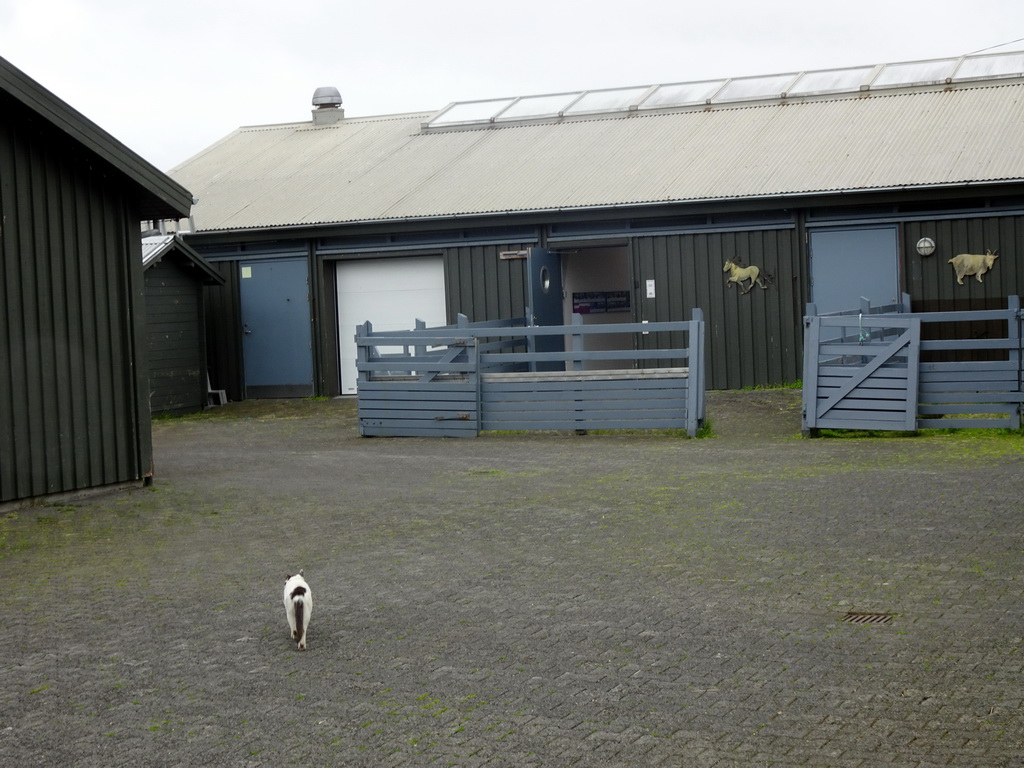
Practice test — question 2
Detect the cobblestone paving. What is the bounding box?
[1,391,1022,767]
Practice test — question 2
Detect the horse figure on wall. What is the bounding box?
[723,259,772,294]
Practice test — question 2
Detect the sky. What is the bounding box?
[2,0,1023,171]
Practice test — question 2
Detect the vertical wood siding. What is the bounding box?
[203,261,244,402]
[903,214,1024,362]
[632,229,804,390]
[903,214,1023,311]
[444,243,531,322]
[194,216,1022,401]
[317,257,339,396]
[1,100,150,503]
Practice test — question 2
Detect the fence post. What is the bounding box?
[571,313,584,372]
[414,318,426,358]
[801,313,820,437]
[698,309,706,424]
[524,305,536,372]
[472,337,482,436]
[687,308,705,436]
[1010,295,1022,430]
[355,321,373,384]
[355,322,372,437]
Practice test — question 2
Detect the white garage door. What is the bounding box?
[336,256,446,394]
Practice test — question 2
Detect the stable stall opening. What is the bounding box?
[561,245,633,371]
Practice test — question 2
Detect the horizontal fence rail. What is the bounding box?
[356,311,706,437]
[803,295,1022,434]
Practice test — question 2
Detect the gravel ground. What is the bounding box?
[1,390,1021,767]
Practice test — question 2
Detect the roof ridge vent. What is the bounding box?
[312,87,344,125]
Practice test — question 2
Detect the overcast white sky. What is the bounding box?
[2,0,1023,171]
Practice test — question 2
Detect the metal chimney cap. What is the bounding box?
[312,86,343,108]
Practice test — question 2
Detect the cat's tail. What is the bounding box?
[290,585,307,642]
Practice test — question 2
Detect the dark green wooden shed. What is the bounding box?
[143,234,225,416]
[1,55,193,506]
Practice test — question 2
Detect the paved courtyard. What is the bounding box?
[1,390,1022,767]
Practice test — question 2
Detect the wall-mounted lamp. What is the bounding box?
[916,237,936,256]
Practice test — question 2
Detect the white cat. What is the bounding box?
[283,571,313,650]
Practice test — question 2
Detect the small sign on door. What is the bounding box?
[646,279,656,298]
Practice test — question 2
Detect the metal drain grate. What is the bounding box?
[842,611,895,625]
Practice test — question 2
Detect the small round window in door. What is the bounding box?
[540,266,551,293]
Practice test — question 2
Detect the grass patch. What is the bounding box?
[739,380,802,391]
[815,428,921,439]
[153,398,358,423]
[815,426,1024,440]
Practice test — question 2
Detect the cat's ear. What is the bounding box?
[298,569,304,577]
[285,573,291,580]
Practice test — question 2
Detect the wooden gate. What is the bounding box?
[803,315,921,433]
[803,296,1024,434]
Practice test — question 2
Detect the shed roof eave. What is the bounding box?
[0,55,194,220]
[143,235,225,285]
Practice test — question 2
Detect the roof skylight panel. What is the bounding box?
[639,80,726,108]
[562,86,651,115]
[954,51,1024,80]
[787,66,875,95]
[497,92,582,120]
[430,98,515,126]
[713,73,798,102]
[872,58,957,87]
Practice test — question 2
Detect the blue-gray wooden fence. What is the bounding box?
[803,295,1023,434]
[355,310,705,437]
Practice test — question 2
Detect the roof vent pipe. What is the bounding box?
[312,86,344,125]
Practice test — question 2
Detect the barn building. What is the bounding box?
[1,56,194,505]
[168,51,1024,400]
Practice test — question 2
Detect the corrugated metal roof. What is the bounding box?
[142,234,225,284]
[142,234,176,266]
[171,73,1024,233]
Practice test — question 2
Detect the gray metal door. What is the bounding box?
[526,247,564,371]
[239,258,314,398]
[809,227,900,314]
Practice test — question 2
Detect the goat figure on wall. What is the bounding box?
[723,259,772,294]
[948,249,999,285]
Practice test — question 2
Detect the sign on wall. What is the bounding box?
[572,291,631,314]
